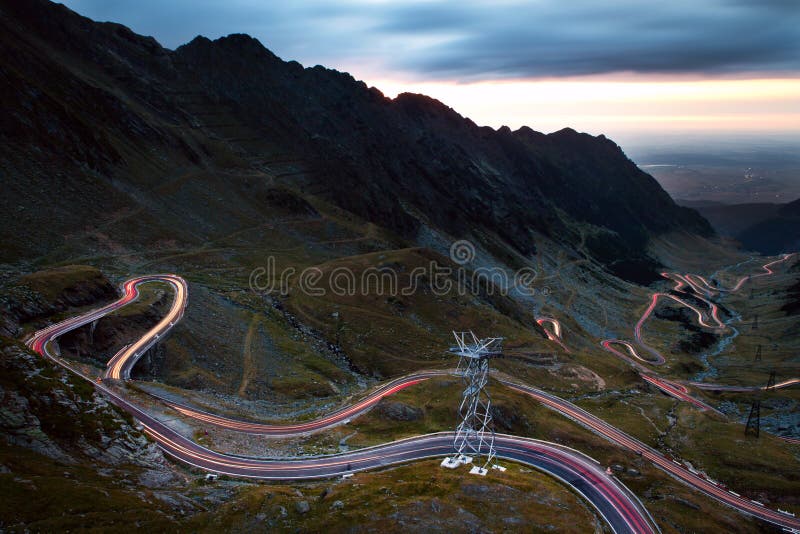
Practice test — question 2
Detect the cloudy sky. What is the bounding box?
[63,0,800,142]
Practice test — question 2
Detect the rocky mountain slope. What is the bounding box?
[0,0,725,404]
[0,335,193,530]
[0,0,732,456]
[1,0,710,281]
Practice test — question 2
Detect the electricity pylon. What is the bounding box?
[744,400,760,438]
[766,369,776,390]
[745,371,776,438]
[441,331,503,476]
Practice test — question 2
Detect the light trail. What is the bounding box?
[23,267,800,531]
[498,377,800,531]
[599,253,799,446]
[606,254,794,371]
[639,375,719,413]
[105,276,187,379]
[158,375,439,436]
[24,275,655,534]
[536,316,571,353]
[601,339,656,369]
[690,378,800,392]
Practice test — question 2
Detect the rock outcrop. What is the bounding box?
[0,339,167,470]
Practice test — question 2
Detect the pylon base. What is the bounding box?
[469,466,488,476]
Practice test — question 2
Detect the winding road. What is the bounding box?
[635,254,793,364]
[24,261,800,532]
[26,275,657,534]
[600,254,799,411]
[536,316,571,353]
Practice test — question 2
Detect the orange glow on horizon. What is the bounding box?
[365,76,800,138]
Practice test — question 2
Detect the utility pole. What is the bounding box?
[441,331,504,475]
[766,369,776,390]
[745,371,776,438]
[744,400,760,438]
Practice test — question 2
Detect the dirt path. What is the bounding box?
[238,313,262,398]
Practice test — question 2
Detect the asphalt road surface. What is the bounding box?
[25,264,800,532]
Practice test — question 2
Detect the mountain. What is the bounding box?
[675,198,800,254]
[674,199,728,209]
[736,198,800,254]
[0,0,726,409]
[0,0,710,283]
[685,202,783,237]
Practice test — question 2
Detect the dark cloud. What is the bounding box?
[379,0,800,78]
[62,0,800,80]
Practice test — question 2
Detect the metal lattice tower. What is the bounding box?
[754,344,762,362]
[752,314,759,330]
[441,331,503,475]
[745,371,775,438]
[744,400,760,438]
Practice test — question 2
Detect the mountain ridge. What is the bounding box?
[0,0,711,282]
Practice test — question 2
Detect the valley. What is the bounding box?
[1,1,799,532]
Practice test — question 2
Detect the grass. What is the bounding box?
[0,443,180,532]
[664,405,800,502]
[285,247,545,378]
[17,265,109,302]
[336,376,799,520]
[184,459,601,533]
[701,269,800,386]
[4,181,796,532]
[109,281,171,318]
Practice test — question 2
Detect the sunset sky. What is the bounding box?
[63,0,800,143]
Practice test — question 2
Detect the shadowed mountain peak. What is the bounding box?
[0,0,711,282]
